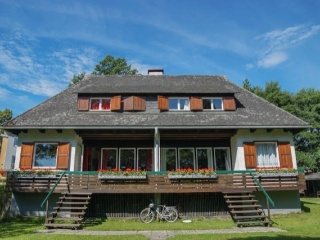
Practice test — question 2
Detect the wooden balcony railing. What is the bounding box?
[5,171,306,194]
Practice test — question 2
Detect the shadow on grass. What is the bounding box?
[0,217,44,239]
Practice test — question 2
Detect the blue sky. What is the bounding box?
[0,0,320,117]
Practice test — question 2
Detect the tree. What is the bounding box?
[0,109,13,151]
[69,72,86,87]
[68,55,139,86]
[92,55,138,75]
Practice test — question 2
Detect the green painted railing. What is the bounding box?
[41,171,66,207]
[250,172,275,207]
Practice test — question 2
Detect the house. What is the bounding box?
[2,70,309,227]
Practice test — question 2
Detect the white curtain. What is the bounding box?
[256,143,278,167]
[183,100,189,110]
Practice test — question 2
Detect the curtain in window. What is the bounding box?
[183,99,189,110]
[256,143,278,167]
[90,99,100,110]
[101,99,110,110]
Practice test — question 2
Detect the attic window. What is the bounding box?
[168,97,190,110]
[203,98,223,110]
[90,98,111,111]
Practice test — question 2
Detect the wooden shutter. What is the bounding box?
[123,96,134,110]
[20,143,34,169]
[223,97,236,111]
[78,98,89,111]
[111,95,121,111]
[133,96,146,111]
[243,142,256,169]
[56,143,70,169]
[278,142,293,168]
[190,97,203,111]
[158,95,168,111]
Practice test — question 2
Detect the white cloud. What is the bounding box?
[257,52,288,68]
[252,24,320,68]
[0,87,11,100]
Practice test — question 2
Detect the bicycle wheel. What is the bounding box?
[163,208,178,222]
[139,208,155,223]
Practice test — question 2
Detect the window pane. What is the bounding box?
[180,99,189,110]
[169,99,178,109]
[203,99,211,109]
[256,143,278,167]
[161,149,176,171]
[197,148,211,169]
[90,99,100,110]
[213,99,222,109]
[102,149,117,170]
[215,149,228,170]
[138,149,153,171]
[34,143,57,167]
[179,148,194,169]
[101,99,111,110]
[120,149,135,170]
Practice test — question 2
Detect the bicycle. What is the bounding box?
[140,202,179,223]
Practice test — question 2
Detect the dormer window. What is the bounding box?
[203,98,223,110]
[90,98,111,111]
[169,97,190,110]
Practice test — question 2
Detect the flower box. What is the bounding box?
[168,174,217,179]
[98,174,147,180]
[256,172,298,177]
[15,174,58,178]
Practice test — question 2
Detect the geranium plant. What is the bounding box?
[15,168,58,177]
[168,168,216,176]
[98,168,147,177]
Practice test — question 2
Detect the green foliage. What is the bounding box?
[0,109,13,150]
[69,72,85,87]
[243,80,320,171]
[92,55,138,76]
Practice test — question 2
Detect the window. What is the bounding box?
[101,148,117,170]
[161,148,177,171]
[214,147,231,170]
[169,98,190,110]
[202,98,223,110]
[137,148,153,171]
[255,142,279,167]
[178,148,195,169]
[90,98,111,111]
[119,148,135,170]
[33,143,58,167]
[196,148,213,169]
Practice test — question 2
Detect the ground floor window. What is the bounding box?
[214,148,231,170]
[33,143,58,167]
[137,148,153,171]
[255,142,278,167]
[119,148,135,171]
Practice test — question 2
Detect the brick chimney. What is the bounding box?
[148,69,164,75]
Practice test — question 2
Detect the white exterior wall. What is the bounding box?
[14,130,82,171]
[230,129,297,170]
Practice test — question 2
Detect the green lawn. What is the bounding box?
[1,198,320,240]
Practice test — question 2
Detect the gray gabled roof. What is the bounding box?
[3,75,310,130]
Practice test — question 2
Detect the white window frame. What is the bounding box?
[119,148,136,170]
[33,143,58,168]
[196,147,213,170]
[214,147,231,171]
[168,97,190,110]
[178,148,195,169]
[100,148,118,170]
[202,97,223,110]
[255,142,279,167]
[137,148,154,171]
[89,98,111,111]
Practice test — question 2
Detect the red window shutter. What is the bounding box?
[78,98,89,111]
[111,95,121,111]
[278,142,293,168]
[133,96,146,111]
[190,96,203,111]
[243,142,256,169]
[223,97,236,111]
[158,95,168,111]
[20,143,34,169]
[56,143,70,170]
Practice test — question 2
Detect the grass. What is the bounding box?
[0,198,320,240]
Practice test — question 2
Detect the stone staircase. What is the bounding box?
[45,192,91,229]
[223,191,272,227]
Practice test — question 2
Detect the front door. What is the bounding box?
[214,148,231,171]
